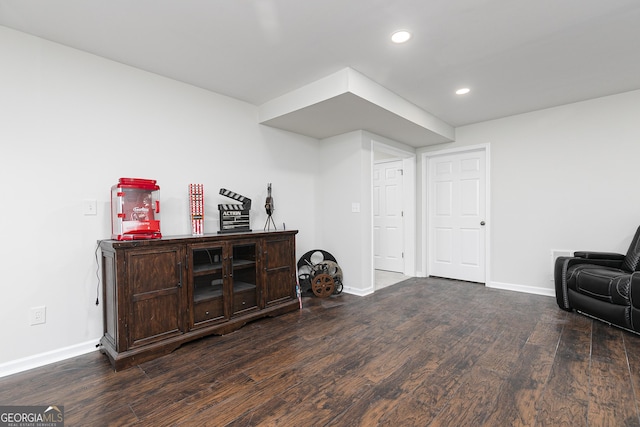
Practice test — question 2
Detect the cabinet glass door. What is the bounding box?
[231,243,258,314]
[191,246,225,324]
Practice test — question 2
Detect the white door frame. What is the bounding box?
[421,143,491,283]
[372,141,416,279]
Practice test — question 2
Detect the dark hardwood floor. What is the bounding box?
[2,277,640,426]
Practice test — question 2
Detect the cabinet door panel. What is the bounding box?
[264,237,295,305]
[131,293,181,346]
[127,247,183,348]
[265,269,294,304]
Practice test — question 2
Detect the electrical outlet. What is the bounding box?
[83,199,97,216]
[30,306,46,325]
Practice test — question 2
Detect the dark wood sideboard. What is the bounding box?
[99,230,299,370]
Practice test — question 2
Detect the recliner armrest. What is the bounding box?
[554,255,626,310]
[630,273,640,330]
[573,251,626,261]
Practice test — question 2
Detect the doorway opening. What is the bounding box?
[372,141,416,290]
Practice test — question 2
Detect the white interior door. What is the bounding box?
[373,160,404,272]
[428,150,486,283]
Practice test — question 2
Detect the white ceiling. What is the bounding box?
[2,0,640,146]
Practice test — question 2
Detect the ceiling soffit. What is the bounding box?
[258,68,455,147]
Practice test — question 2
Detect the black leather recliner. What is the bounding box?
[555,226,640,333]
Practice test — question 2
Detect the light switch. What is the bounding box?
[83,199,97,216]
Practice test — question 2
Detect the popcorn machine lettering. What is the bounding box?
[124,192,154,221]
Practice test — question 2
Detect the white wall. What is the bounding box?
[317,131,417,295]
[0,26,321,374]
[317,131,374,295]
[418,89,640,294]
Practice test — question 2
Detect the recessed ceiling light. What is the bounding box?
[391,30,411,44]
[456,88,471,95]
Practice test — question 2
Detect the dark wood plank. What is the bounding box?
[535,313,592,426]
[587,322,640,427]
[482,316,564,427]
[624,331,640,426]
[427,366,503,426]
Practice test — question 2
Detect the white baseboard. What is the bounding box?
[343,286,374,296]
[487,281,555,297]
[0,338,101,378]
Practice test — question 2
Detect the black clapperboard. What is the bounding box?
[217,188,252,233]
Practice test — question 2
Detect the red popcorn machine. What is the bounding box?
[111,178,162,240]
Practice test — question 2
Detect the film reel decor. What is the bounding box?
[310,273,335,298]
[297,249,344,298]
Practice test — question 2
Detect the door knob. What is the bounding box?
[480,221,486,226]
